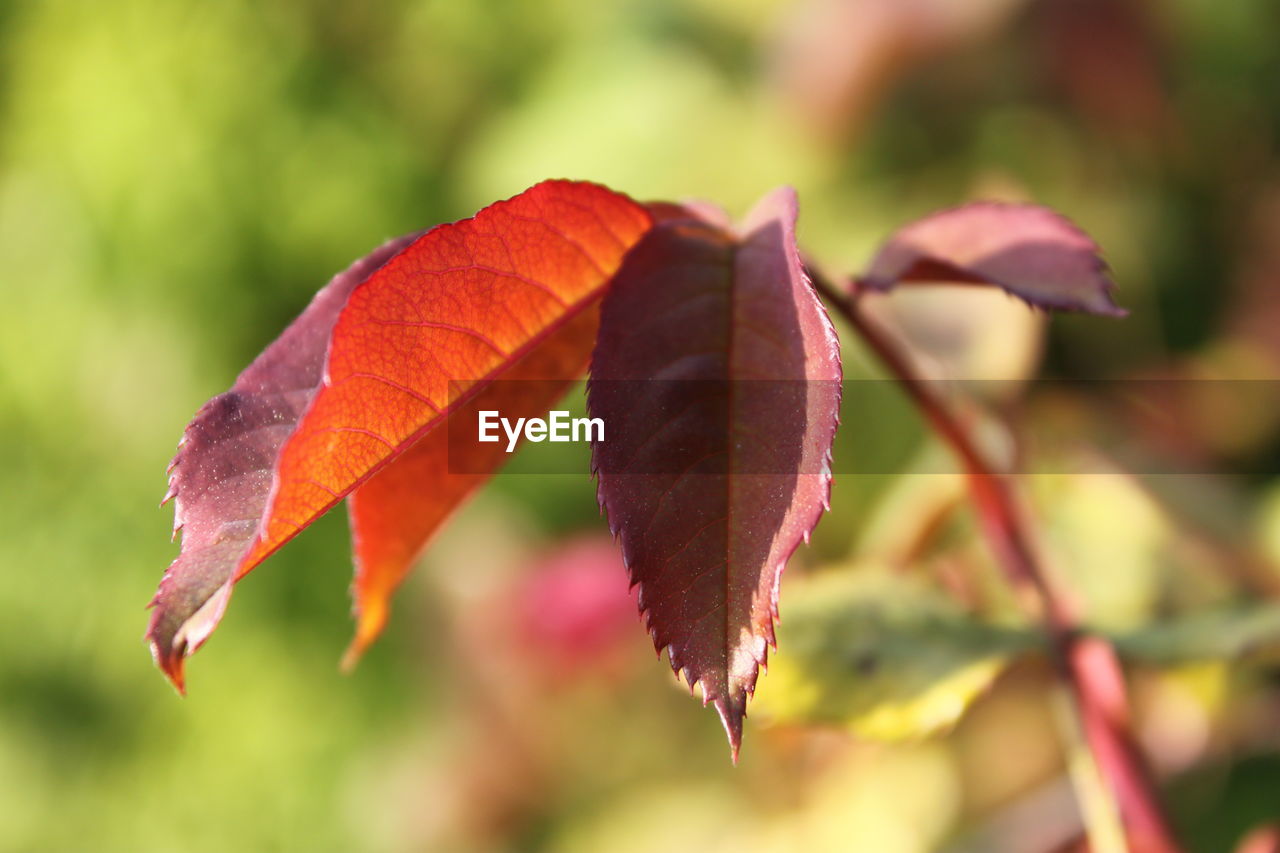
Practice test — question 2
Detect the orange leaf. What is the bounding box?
[148,181,651,690]
[342,306,602,666]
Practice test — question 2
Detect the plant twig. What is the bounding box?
[809,267,1182,853]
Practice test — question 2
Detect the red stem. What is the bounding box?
[812,270,1181,852]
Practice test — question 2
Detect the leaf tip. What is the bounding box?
[337,645,361,675]
[1095,296,1129,319]
[862,201,1128,318]
[145,579,234,693]
[341,598,389,673]
[146,630,188,696]
[713,694,747,764]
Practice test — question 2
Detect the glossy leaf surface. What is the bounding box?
[588,187,842,756]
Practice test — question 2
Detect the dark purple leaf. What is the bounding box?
[589,187,842,758]
[860,202,1126,316]
[147,233,419,689]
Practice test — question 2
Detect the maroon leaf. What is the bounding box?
[148,233,419,689]
[588,187,842,758]
[860,202,1126,316]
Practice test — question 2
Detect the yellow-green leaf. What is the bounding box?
[754,569,1034,741]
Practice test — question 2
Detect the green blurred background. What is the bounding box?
[4,0,1280,850]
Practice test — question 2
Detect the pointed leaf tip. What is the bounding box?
[153,652,184,693]
[339,596,388,673]
[861,201,1125,317]
[715,694,747,763]
[147,632,187,695]
[591,187,841,757]
[343,305,609,663]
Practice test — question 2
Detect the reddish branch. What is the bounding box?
[810,269,1181,853]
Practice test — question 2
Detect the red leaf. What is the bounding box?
[148,181,652,690]
[588,187,842,758]
[860,202,1126,316]
[147,232,418,691]
[342,306,601,666]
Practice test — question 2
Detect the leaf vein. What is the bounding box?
[362,317,509,357]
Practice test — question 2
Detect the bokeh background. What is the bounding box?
[3,0,1280,850]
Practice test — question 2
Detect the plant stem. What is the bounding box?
[810,269,1182,853]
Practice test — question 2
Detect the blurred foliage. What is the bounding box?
[756,568,1280,739]
[3,0,1280,850]
[754,569,1028,740]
